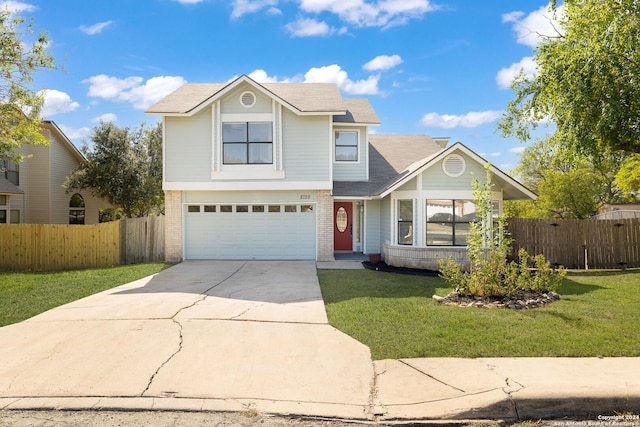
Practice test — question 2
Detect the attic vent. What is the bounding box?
[442,154,466,177]
[240,91,256,108]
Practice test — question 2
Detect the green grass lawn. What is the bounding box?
[318,268,640,360]
[0,263,170,327]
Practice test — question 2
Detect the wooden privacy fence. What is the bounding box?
[508,218,640,269]
[0,216,164,271]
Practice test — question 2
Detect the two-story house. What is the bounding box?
[0,120,113,225]
[146,75,535,268]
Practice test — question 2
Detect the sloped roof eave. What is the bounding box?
[376,142,537,200]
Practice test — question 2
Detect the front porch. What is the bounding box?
[383,244,470,271]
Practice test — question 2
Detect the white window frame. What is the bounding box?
[334,129,360,163]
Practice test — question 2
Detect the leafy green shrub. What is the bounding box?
[439,167,565,298]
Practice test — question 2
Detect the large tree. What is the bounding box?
[498,0,640,156]
[65,122,164,218]
[505,136,629,219]
[0,9,55,163]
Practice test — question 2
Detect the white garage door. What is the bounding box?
[185,203,316,260]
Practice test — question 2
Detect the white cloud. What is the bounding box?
[246,69,299,83]
[363,54,402,72]
[509,146,526,154]
[496,56,537,89]
[304,64,380,95]
[420,110,504,129]
[91,113,117,123]
[83,74,187,110]
[503,4,564,48]
[0,1,36,12]
[285,17,332,37]
[298,0,436,28]
[58,124,91,140]
[79,20,113,35]
[40,89,80,117]
[231,0,279,19]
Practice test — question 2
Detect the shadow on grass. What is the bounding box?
[559,277,605,296]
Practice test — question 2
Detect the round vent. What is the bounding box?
[240,91,256,108]
[442,154,466,177]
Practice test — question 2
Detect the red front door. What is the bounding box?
[334,202,353,251]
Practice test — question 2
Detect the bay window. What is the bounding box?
[397,200,413,245]
[426,199,478,246]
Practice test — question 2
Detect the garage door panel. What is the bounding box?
[185,205,316,260]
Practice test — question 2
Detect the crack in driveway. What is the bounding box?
[141,262,248,397]
[398,360,466,393]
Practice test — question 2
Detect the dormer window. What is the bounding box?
[335,130,358,162]
[223,122,273,164]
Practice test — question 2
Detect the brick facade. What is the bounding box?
[164,190,183,262]
[316,190,335,261]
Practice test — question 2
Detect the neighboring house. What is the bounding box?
[146,75,535,268]
[594,203,640,220]
[0,120,112,225]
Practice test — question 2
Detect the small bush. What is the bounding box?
[439,168,565,298]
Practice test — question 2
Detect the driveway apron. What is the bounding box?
[0,261,374,419]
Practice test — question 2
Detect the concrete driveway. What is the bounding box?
[0,261,374,419]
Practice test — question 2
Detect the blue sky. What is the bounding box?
[5,0,560,171]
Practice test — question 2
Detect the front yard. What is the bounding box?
[318,268,640,360]
[0,263,169,327]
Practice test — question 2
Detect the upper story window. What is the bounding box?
[335,130,358,162]
[0,159,19,186]
[223,122,273,165]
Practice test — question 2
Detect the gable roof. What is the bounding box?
[146,75,355,118]
[42,120,86,164]
[334,139,536,201]
[333,134,443,197]
[377,142,536,200]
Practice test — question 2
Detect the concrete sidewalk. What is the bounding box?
[0,261,638,423]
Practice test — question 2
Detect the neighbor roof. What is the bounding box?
[146,75,354,117]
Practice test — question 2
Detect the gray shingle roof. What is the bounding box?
[146,79,353,116]
[333,98,380,125]
[0,177,24,195]
[333,134,444,197]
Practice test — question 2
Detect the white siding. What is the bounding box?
[421,153,487,191]
[281,109,331,182]
[365,199,381,254]
[332,125,368,181]
[22,143,50,223]
[380,196,391,246]
[165,111,213,182]
[220,84,272,115]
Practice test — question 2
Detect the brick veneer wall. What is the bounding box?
[164,190,183,262]
[317,190,335,261]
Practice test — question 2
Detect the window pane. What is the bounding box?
[458,200,478,222]
[398,222,413,245]
[284,205,297,213]
[0,210,6,224]
[69,209,85,224]
[249,143,273,164]
[335,146,357,161]
[10,209,19,224]
[301,205,313,213]
[252,205,265,213]
[397,200,413,245]
[248,122,272,142]
[236,205,249,212]
[188,205,200,213]
[223,123,247,142]
[427,222,453,245]
[204,205,216,212]
[0,195,6,205]
[70,193,85,208]
[454,223,471,246]
[335,131,357,146]
[268,205,281,212]
[220,205,232,213]
[223,144,247,164]
[427,200,454,222]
